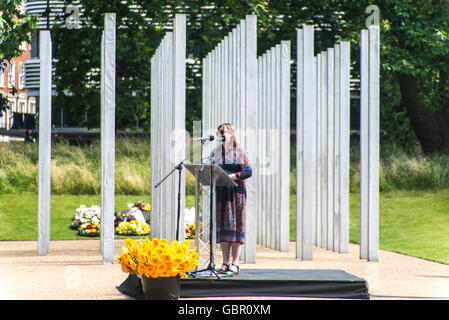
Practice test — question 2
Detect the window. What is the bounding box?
[19,63,25,89]
[0,67,4,88]
[8,101,15,112]
[30,102,36,114]
[8,109,13,130]
[19,101,26,113]
[8,62,15,87]
[0,109,6,129]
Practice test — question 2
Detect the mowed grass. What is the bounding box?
[0,194,196,241]
[290,189,449,265]
[349,189,449,265]
[0,194,151,240]
[1,191,448,265]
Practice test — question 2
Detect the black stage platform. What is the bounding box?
[181,269,369,299]
[117,269,369,299]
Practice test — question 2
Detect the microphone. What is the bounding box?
[193,135,214,142]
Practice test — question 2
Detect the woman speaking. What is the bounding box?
[213,123,252,275]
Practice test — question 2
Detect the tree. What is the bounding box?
[339,0,449,153]
[0,0,36,114]
[53,0,342,132]
[387,1,449,153]
[54,1,449,153]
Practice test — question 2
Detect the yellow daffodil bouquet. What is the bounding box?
[117,237,198,278]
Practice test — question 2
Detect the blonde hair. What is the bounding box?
[218,123,238,150]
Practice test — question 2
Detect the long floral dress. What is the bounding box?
[213,144,252,244]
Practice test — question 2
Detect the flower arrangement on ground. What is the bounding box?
[71,201,151,237]
[78,221,100,237]
[131,200,151,212]
[70,205,101,237]
[115,200,150,224]
[113,201,151,236]
[116,220,150,236]
[185,224,195,239]
[117,237,198,278]
[185,223,202,239]
[115,207,147,226]
[184,207,200,239]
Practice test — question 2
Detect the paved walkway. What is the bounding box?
[0,239,448,300]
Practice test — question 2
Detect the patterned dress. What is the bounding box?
[213,145,252,244]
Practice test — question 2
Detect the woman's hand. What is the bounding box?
[229,173,238,181]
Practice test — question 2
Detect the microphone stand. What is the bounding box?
[154,138,211,241]
[188,151,219,278]
[200,150,215,172]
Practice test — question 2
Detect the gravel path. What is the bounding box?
[0,240,448,300]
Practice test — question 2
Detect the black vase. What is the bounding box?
[140,275,180,300]
[116,274,144,299]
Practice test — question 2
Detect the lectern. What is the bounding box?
[184,163,237,278]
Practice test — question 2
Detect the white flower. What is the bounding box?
[184,207,195,226]
[127,207,146,224]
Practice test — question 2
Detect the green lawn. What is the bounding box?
[351,189,449,265]
[0,194,153,240]
[1,190,448,265]
[290,189,449,265]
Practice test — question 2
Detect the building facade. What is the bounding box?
[0,41,37,130]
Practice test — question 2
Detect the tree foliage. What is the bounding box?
[339,0,449,152]
[0,0,36,114]
[53,0,345,131]
[52,0,449,152]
